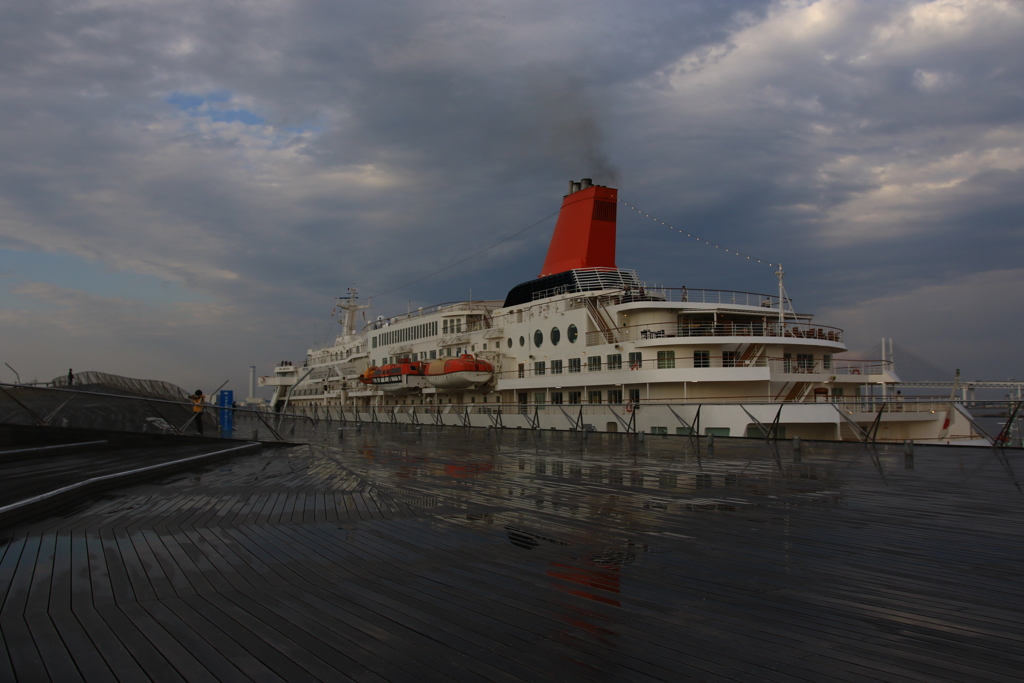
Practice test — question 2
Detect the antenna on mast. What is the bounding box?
[337,287,370,336]
[776,264,787,324]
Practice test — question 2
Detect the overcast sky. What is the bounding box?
[1,0,1022,395]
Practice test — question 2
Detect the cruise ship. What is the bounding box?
[260,179,976,442]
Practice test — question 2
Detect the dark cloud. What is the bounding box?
[0,0,1022,390]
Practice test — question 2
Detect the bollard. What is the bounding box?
[706,432,715,455]
[639,430,645,442]
[904,440,914,469]
[793,435,802,462]
[417,426,422,437]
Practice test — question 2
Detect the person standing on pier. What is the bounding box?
[192,389,206,435]
[67,368,74,386]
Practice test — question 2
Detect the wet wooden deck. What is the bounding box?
[1,426,1022,681]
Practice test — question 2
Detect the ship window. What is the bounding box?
[823,354,832,370]
[568,391,581,404]
[607,354,622,370]
[628,352,642,369]
[608,389,623,404]
[658,351,676,369]
[551,360,563,374]
[797,353,814,371]
[587,356,601,372]
[534,392,546,404]
[550,327,560,345]
[519,336,525,347]
[628,389,640,403]
[723,351,739,367]
[430,350,436,359]
[567,324,578,343]
[568,358,581,373]
[693,350,709,368]
[534,361,546,376]
[551,392,563,405]
[651,426,668,435]
[534,330,543,347]
[507,338,512,348]
[588,390,602,404]
[372,337,377,348]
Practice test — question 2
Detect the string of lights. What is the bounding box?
[619,199,778,268]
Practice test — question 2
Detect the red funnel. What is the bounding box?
[539,184,618,277]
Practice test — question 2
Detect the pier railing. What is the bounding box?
[3,382,1011,446]
[0,382,313,443]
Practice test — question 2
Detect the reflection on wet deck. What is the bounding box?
[1,426,1022,681]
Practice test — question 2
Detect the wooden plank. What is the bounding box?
[0,532,47,680]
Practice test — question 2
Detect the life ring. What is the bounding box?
[851,368,860,375]
[625,404,634,413]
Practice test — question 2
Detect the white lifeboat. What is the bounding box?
[424,354,494,390]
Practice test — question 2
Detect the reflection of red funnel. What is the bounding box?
[540,181,618,277]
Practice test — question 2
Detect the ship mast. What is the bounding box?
[776,264,786,324]
[336,287,370,336]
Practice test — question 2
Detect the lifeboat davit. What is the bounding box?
[361,358,428,394]
[424,354,494,390]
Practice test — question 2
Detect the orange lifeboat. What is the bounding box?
[367,358,428,394]
[424,354,494,390]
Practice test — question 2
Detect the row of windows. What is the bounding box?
[372,321,438,349]
[527,388,640,405]
[507,325,579,349]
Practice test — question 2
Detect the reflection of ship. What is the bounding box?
[261,179,978,442]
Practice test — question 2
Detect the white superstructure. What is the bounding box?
[261,181,977,443]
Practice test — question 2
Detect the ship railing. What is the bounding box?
[498,355,896,381]
[565,286,791,308]
[362,300,502,331]
[767,358,892,376]
[0,381,311,443]
[585,322,844,346]
[384,397,960,412]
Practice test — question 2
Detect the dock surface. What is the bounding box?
[1,427,1022,681]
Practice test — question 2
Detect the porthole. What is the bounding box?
[507,338,513,348]
[519,336,525,347]
[567,324,578,343]
[534,330,543,347]
[550,327,560,345]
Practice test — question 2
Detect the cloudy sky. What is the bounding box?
[1,0,1022,394]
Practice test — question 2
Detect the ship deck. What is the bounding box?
[1,426,1022,681]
